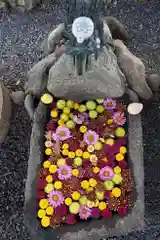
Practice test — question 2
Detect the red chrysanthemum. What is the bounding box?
[101,208,112,218]
[38,191,45,200]
[46,120,57,131]
[65,214,76,225]
[118,160,127,169]
[55,204,68,217]
[91,208,101,218]
[118,206,127,216]
[38,179,47,190]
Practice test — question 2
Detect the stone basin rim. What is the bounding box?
[24,94,144,240]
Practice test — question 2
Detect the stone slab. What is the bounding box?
[24,94,145,240]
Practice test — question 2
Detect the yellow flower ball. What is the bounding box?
[38,209,46,218]
[54,181,62,189]
[90,154,97,162]
[46,206,54,215]
[68,152,75,159]
[63,107,70,114]
[82,151,90,159]
[78,104,87,113]
[62,143,69,149]
[57,158,66,167]
[45,148,52,156]
[74,157,82,166]
[96,105,104,113]
[75,149,83,157]
[89,178,97,187]
[96,99,104,104]
[49,165,57,174]
[44,183,54,194]
[87,145,95,153]
[107,119,113,125]
[89,110,98,119]
[96,191,104,200]
[74,102,80,110]
[116,153,124,162]
[112,187,121,198]
[67,100,74,108]
[39,199,49,209]
[66,120,75,129]
[115,127,125,137]
[71,191,81,201]
[57,99,66,109]
[94,141,103,150]
[58,119,65,126]
[62,149,69,156]
[99,202,107,211]
[120,146,127,154]
[105,138,114,146]
[46,175,53,183]
[94,199,100,207]
[93,167,100,174]
[50,109,58,118]
[112,174,123,185]
[114,166,121,174]
[41,216,50,227]
[72,169,79,177]
[100,138,105,143]
[69,202,80,214]
[43,161,51,169]
[79,125,88,133]
[87,200,95,208]
[41,93,53,104]
[86,187,94,193]
[65,197,72,206]
[81,180,90,190]
[79,196,87,205]
[60,113,69,122]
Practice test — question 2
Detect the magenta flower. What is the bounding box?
[57,165,72,180]
[103,98,116,110]
[99,166,114,181]
[53,126,71,141]
[91,208,101,218]
[79,206,91,220]
[83,130,99,145]
[113,112,126,126]
[48,190,64,208]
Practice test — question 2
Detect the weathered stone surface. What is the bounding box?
[146,74,160,92]
[25,53,56,98]
[0,84,12,145]
[47,47,126,101]
[11,90,25,105]
[114,39,153,100]
[24,93,144,240]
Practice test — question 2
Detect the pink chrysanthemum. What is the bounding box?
[103,98,116,110]
[53,126,71,141]
[99,166,114,181]
[113,112,126,126]
[48,190,64,208]
[58,165,72,180]
[79,206,92,220]
[83,130,99,145]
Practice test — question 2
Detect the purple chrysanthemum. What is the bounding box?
[83,130,99,145]
[53,126,71,141]
[48,190,64,208]
[103,98,116,110]
[79,206,92,220]
[99,166,114,181]
[57,165,72,180]
[113,112,126,126]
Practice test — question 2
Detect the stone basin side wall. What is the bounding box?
[0,0,49,10]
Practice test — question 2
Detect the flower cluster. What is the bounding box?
[37,96,132,228]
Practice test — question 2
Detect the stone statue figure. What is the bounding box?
[24,0,160,119]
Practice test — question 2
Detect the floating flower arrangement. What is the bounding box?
[37,94,133,228]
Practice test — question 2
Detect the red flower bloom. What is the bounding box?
[118,206,127,216]
[65,214,76,225]
[101,208,112,218]
[91,208,101,218]
[55,204,68,217]
[38,191,45,200]
[118,160,127,169]
[46,120,57,131]
[38,179,47,190]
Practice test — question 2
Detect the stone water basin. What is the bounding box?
[24,94,144,240]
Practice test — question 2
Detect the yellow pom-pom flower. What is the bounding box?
[57,158,66,167]
[82,151,90,159]
[87,145,95,153]
[79,125,88,133]
[41,93,53,104]
[120,146,127,154]
[75,149,83,157]
[89,178,97,187]
[45,148,52,156]
[46,206,54,215]
[93,167,100,174]
[46,175,53,183]
[44,183,54,194]
[72,169,79,177]
[39,199,49,209]
[99,202,107,211]
[74,157,82,166]
[114,166,121,174]
[43,161,51,169]
[62,143,69,149]
[107,119,113,125]
[106,138,114,146]
[54,181,62,189]
[72,191,81,201]
[69,202,80,214]
[115,127,125,137]
[49,165,57,174]
[62,149,69,156]
[58,119,65,126]
[81,180,90,190]
[50,109,58,118]
[68,152,75,159]
[94,141,103,150]
[65,198,72,206]
[96,191,104,200]
[112,187,121,198]
[115,153,124,162]
[38,209,46,218]
[41,216,50,227]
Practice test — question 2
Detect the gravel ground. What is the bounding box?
[0,0,160,239]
